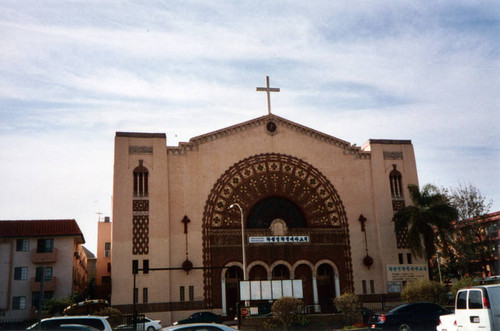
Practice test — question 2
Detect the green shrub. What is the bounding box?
[270,297,305,331]
[401,280,447,305]
[450,277,478,297]
[334,292,361,326]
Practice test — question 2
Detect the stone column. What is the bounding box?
[312,275,320,313]
[221,278,227,316]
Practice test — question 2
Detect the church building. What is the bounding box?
[111,81,423,324]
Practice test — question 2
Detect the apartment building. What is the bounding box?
[0,219,88,322]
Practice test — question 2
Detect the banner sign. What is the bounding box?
[386,264,428,282]
[249,236,309,244]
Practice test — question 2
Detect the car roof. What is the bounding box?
[165,323,233,330]
[43,316,108,320]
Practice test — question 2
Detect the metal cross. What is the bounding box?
[256,76,280,115]
[181,215,190,234]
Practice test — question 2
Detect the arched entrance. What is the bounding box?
[294,263,314,309]
[223,266,242,318]
[317,264,335,312]
[203,153,353,308]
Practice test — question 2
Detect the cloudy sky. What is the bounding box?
[1,1,498,254]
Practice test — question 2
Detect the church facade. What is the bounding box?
[111,114,421,323]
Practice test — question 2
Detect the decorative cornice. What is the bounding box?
[167,114,371,159]
[116,132,166,139]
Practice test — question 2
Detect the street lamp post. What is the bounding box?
[230,203,247,281]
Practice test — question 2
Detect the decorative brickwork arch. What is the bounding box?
[202,153,353,307]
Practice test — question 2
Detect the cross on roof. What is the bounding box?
[256,76,280,115]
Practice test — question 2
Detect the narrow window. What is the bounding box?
[389,165,403,199]
[180,286,185,302]
[143,288,148,303]
[12,296,26,310]
[104,242,111,258]
[398,253,404,264]
[370,280,375,294]
[14,267,28,280]
[133,288,138,304]
[133,160,149,197]
[107,263,111,273]
[16,239,29,252]
[407,253,412,264]
[189,286,194,301]
[362,280,367,294]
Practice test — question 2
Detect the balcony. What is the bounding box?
[30,276,56,292]
[32,248,57,264]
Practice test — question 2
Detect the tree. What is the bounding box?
[334,292,361,326]
[443,183,493,277]
[270,297,305,331]
[447,182,492,221]
[393,184,458,278]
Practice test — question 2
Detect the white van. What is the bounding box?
[455,285,500,331]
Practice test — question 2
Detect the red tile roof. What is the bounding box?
[0,219,85,243]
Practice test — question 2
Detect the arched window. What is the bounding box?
[247,196,306,229]
[272,264,290,280]
[389,165,403,199]
[133,160,149,197]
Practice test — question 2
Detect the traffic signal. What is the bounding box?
[132,260,138,274]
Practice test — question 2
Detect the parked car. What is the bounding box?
[436,313,456,331]
[455,284,500,331]
[369,302,451,330]
[27,316,112,331]
[63,299,109,315]
[164,323,236,331]
[115,316,162,331]
[172,312,223,325]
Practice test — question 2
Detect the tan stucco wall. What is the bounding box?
[111,116,422,325]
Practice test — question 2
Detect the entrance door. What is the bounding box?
[225,266,242,319]
[317,264,335,313]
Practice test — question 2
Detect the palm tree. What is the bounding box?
[393,184,458,278]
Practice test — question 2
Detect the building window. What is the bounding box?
[12,296,26,310]
[189,286,194,301]
[133,160,149,197]
[180,286,185,302]
[407,253,412,264]
[398,253,404,264]
[14,267,28,280]
[362,280,367,294]
[35,267,52,282]
[102,276,111,285]
[389,165,403,199]
[370,280,375,294]
[36,239,54,253]
[143,288,148,303]
[107,263,111,273]
[16,239,29,252]
[104,242,111,258]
